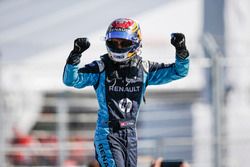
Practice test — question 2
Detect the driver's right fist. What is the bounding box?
[72,38,90,54]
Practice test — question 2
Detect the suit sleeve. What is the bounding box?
[147,56,189,85]
[63,61,100,89]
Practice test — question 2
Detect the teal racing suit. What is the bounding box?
[63,53,189,167]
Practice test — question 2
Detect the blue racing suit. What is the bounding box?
[63,53,189,167]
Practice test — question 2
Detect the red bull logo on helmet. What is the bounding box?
[111,18,134,29]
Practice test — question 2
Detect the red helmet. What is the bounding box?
[105,18,142,62]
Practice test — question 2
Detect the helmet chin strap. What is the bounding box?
[110,52,128,62]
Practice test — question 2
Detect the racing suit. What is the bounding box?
[63,53,189,167]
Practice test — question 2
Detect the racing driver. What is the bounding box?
[63,18,189,167]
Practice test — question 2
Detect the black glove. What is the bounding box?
[171,33,189,59]
[67,38,90,65]
[72,38,90,54]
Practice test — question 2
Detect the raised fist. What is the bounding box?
[72,38,90,54]
[171,33,186,50]
[171,33,189,59]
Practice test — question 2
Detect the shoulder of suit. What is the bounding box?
[94,54,108,72]
[141,59,149,73]
[94,60,105,72]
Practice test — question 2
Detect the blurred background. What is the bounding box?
[0,0,250,166]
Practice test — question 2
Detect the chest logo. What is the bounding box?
[117,98,133,113]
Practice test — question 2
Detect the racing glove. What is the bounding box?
[171,33,189,59]
[67,38,90,65]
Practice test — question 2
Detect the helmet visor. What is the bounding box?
[106,38,134,53]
